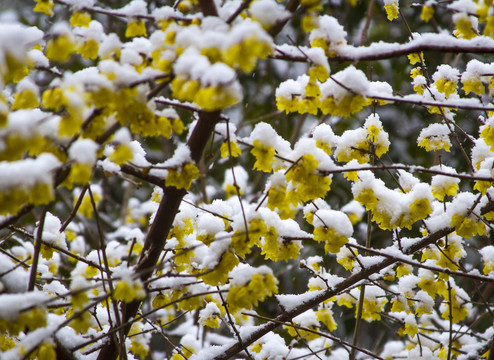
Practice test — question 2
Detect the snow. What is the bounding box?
[35,212,67,250]
[275,78,303,99]
[62,0,95,8]
[15,78,39,95]
[202,62,237,87]
[432,64,460,82]
[309,15,347,44]
[0,253,30,293]
[69,139,99,164]
[249,0,290,28]
[246,122,291,151]
[312,123,337,147]
[160,143,193,168]
[290,137,335,171]
[480,245,494,263]
[0,153,60,192]
[228,263,274,287]
[152,6,181,21]
[276,290,324,312]
[312,209,353,237]
[119,0,148,17]
[0,23,43,62]
[226,18,273,47]
[7,109,59,139]
[0,292,50,321]
[320,65,370,102]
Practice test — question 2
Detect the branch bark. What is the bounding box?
[96,111,221,360]
[274,37,494,63]
[212,227,453,360]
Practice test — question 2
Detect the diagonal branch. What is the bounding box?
[212,227,453,360]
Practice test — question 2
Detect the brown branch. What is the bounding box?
[268,0,299,38]
[274,41,494,63]
[198,0,218,17]
[96,111,221,360]
[212,227,453,360]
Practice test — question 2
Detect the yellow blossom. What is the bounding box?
[421,5,434,22]
[313,227,348,254]
[165,163,200,190]
[109,145,133,165]
[407,52,423,65]
[46,34,76,62]
[384,2,399,21]
[78,39,99,60]
[251,140,275,172]
[450,213,486,238]
[435,78,457,97]
[194,86,241,111]
[113,279,146,303]
[12,89,39,110]
[126,20,147,38]
[34,0,54,16]
[220,141,242,158]
[455,15,477,39]
[70,11,91,27]
[226,273,278,311]
[462,77,485,95]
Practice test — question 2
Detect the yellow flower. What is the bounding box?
[109,144,133,165]
[130,340,149,359]
[37,342,57,360]
[165,163,200,190]
[220,141,242,158]
[70,11,91,27]
[421,5,434,22]
[356,293,388,322]
[152,293,171,309]
[396,264,412,277]
[313,227,349,254]
[251,139,275,173]
[462,76,485,95]
[435,78,457,97]
[301,0,322,11]
[418,135,451,152]
[34,0,54,16]
[78,39,99,60]
[46,34,76,62]
[354,187,378,210]
[200,251,239,285]
[316,308,337,331]
[473,180,493,195]
[12,89,39,110]
[483,261,494,275]
[301,14,318,33]
[223,36,273,74]
[484,15,494,38]
[384,2,399,21]
[125,20,147,38]
[455,14,477,39]
[194,86,241,111]
[68,163,93,185]
[113,278,146,303]
[308,65,330,82]
[440,288,469,323]
[450,214,486,238]
[408,197,432,223]
[410,68,422,79]
[226,272,278,311]
[407,52,423,65]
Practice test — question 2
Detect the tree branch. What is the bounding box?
[96,111,221,360]
[212,227,453,360]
